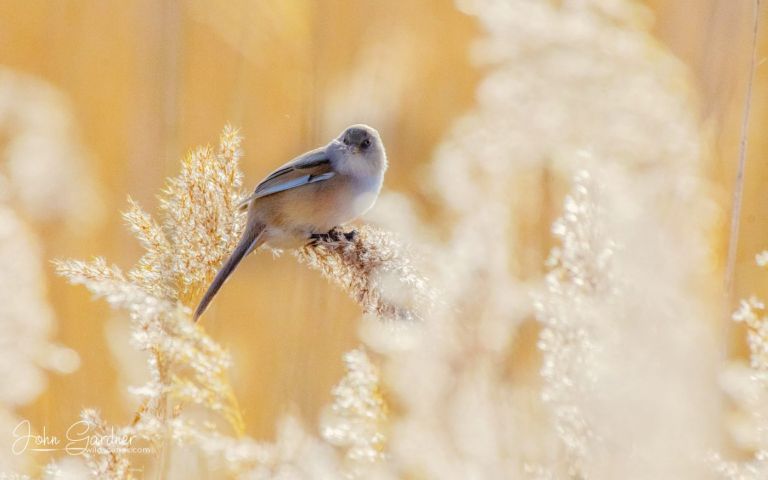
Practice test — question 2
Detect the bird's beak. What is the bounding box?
[349,146,360,154]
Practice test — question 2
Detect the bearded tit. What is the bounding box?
[194,124,387,321]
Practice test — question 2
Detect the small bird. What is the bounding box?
[193,124,387,321]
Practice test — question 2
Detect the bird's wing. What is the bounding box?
[242,148,335,203]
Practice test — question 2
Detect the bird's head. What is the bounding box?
[333,124,387,176]
[340,124,380,154]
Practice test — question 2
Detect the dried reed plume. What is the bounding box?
[535,171,614,478]
[320,348,388,469]
[54,127,250,477]
[78,409,133,480]
[296,227,432,322]
[713,251,768,479]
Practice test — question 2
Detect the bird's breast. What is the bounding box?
[316,173,382,227]
[253,172,382,243]
[347,172,382,209]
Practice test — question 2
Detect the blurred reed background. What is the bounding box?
[0,0,767,477]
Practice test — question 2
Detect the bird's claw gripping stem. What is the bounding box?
[309,227,358,245]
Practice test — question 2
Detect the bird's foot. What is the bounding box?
[308,227,356,245]
[327,227,345,242]
[308,233,328,245]
[308,229,339,245]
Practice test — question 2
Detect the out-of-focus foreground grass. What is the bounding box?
[0,0,765,463]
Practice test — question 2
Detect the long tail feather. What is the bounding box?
[194,223,265,321]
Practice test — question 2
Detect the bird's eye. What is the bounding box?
[343,137,350,146]
[361,139,371,149]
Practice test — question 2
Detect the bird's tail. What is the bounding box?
[193,222,265,321]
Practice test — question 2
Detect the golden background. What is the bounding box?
[0,0,764,447]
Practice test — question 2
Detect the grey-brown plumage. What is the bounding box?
[193,124,387,321]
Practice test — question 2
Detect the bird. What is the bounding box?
[193,124,387,321]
